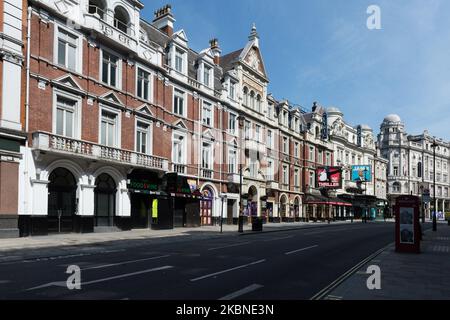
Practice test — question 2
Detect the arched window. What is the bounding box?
[114,6,130,34]
[417,162,422,178]
[243,87,249,106]
[392,182,401,193]
[88,0,106,20]
[315,126,320,139]
[256,95,261,113]
[250,91,255,109]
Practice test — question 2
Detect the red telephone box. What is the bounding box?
[394,195,421,253]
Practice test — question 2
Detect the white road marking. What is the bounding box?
[219,284,264,300]
[190,260,266,282]
[81,255,171,271]
[262,235,294,242]
[208,241,252,251]
[285,245,318,255]
[26,266,174,291]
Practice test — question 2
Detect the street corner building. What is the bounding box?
[0,0,447,238]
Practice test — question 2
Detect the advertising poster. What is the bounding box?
[399,207,414,244]
[351,165,372,182]
[316,167,342,188]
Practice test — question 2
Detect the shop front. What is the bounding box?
[128,170,170,230]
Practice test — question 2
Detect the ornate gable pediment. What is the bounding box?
[242,46,267,78]
[99,91,124,106]
[136,104,154,117]
[173,119,188,130]
[53,74,83,92]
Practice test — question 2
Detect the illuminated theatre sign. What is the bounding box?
[316,167,342,189]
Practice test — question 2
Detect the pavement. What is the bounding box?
[322,221,450,300]
[0,219,361,255]
[0,222,395,300]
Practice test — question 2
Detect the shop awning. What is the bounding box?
[304,194,352,207]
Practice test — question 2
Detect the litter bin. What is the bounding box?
[252,217,263,232]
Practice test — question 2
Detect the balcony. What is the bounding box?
[84,5,138,53]
[173,164,187,174]
[201,169,214,179]
[32,132,168,171]
[266,180,279,190]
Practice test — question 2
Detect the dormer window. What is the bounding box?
[203,65,212,87]
[114,6,130,34]
[228,80,236,100]
[172,47,187,75]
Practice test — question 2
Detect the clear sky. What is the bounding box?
[142,0,450,140]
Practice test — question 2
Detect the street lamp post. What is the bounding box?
[432,139,438,232]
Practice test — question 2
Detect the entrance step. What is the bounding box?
[94,226,122,233]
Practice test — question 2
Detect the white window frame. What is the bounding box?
[283,136,289,154]
[136,65,153,103]
[173,86,187,118]
[100,48,122,89]
[202,140,213,170]
[202,63,213,88]
[54,24,83,73]
[267,129,273,149]
[172,46,188,75]
[294,142,299,158]
[283,165,289,185]
[98,105,122,148]
[135,117,153,155]
[255,124,261,142]
[172,130,187,165]
[228,79,236,100]
[267,159,274,180]
[201,99,214,127]
[228,146,237,174]
[52,89,82,140]
[228,111,237,135]
[294,168,300,187]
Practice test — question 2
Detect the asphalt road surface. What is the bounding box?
[0,222,398,300]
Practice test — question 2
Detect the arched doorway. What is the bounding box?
[48,168,77,233]
[280,195,288,220]
[201,186,214,226]
[248,186,258,217]
[94,173,116,227]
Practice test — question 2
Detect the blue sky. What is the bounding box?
[142,0,450,140]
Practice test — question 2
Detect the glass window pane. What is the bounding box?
[68,45,76,70]
[110,64,116,87]
[56,108,64,135]
[102,60,109,83]
[58,40,66,66]
[101,121,106,145]
[65,110,73,137]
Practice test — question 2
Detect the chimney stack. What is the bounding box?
[153,4,175,37]
[209,38,222,65]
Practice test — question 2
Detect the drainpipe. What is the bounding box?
[23,6,32,216]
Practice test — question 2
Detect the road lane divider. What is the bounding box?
[81,255,171,271]
[284,245,319,256]
[218,284,264,300]
[207,241,252,251]
[25,266,174,292]
[190,259,266,282]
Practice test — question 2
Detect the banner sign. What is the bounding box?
[317,167,342,188]
[351,165,372,182]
